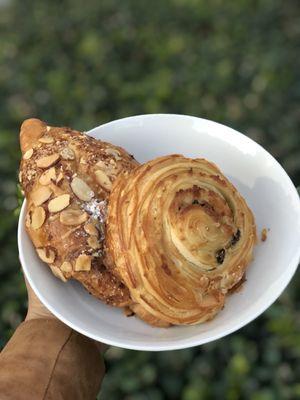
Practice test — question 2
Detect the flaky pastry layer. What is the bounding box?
[106,155,257,325]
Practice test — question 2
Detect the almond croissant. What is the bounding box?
[19,118,138,307]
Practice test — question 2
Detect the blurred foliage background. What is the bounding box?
[0,0,299,398]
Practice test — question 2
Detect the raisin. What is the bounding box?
[216,248,225,264]
[192,199,199,204]
[231,229,241,246]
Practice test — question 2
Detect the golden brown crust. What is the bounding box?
[106,155,257,325]
[19,118,138,307]
[20,118,47,152]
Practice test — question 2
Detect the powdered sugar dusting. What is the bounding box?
[82,199,107,223]
[92,249,103,258]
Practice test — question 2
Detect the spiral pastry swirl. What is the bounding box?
[106,155,257,326]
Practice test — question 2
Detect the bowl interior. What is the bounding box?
[19,114,300,351]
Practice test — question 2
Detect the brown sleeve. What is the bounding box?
[0,319,105,400]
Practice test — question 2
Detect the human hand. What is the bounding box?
[24,274,108,352]
[24,277,56,321]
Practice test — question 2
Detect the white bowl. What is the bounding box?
[18,114,300,351]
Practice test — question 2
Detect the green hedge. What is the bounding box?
[0,1,299,398]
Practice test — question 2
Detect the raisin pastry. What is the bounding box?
[19,118,138,307]
[106,155,257,325]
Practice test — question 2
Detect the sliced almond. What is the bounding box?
[25,211,32,228]
[39,136,54,144]
[39,167,56,185]
[49,265,67,282]
[31,186,52,206]
[49,213,59,222]
[23,148,33,160]
[36,153,60,169]
[49,183,64,196]
[84,223,98,236]
[31,206,46,229]
[36,248,56,263]
[60,147,75,160]
[56,172,64,184]
[80,157,87,164]
[105,148,121,160]
[70,177,94,201]
[19,171,22,183]
[87,236,100,249]
[46,126,51,132]
[48,194,70,213]
[61,226,78,240]
[96,160,106,169]
[60,261,73,273]
[75,254,92,271]
[60,209,88,225]
[95,170,112,190]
